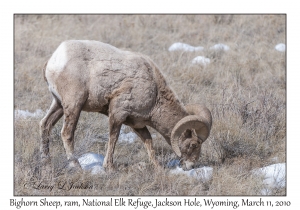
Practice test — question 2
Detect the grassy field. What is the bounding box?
[14,14,286,196]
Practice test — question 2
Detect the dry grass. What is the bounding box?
[14,14,286,196]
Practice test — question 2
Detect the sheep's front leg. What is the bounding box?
[133,127,161,169]
[61,103,82,170]
[103,117,122,172]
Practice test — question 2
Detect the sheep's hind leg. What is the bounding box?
[61,103,83,171]
[39,98,63,165]
[133,127,161,169]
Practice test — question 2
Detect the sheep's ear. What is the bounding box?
[191,129,197,137]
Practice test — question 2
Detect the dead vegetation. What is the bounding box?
[14,14,286,196]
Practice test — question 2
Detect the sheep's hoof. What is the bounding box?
[41,165,52,176]
[40,161,52,178]
[67,159,83,174]
[41,155,51,165]
[104,164,116,173]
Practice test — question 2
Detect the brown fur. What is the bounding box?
[40,40,210,171]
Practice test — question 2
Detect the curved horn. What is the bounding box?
[170,104,212,157]
[185,104,212,129]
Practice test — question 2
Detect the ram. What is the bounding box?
[40,40,212,171]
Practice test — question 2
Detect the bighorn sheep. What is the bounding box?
[40,40,212,171]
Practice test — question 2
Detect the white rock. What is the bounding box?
[168,42,204,52]
[253,163,286,195]
[191,56,210,65]
[118,125,138,143]
[90,165,104,175]
[275,43,286,52]
[15,109,45,119]
[170,166,213,181]
[78,153,105,174]
[210,43,230,51]
[94,125,139,143]
[191,166,214,181]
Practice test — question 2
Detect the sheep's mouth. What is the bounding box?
[180,164,194,171]
[179,159,195,171]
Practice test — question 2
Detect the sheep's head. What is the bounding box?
[171,104,212,170]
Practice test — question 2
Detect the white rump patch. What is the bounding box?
[275,43,286,52]
[210,43,230,51]
[47,42,68,73]
[45,42,69,101]
[78,153,105,174]
[191,56,210,66]
[252,163,286,195]
[168,42,204,52]
[170,166,213,181]
[15,109,45,119]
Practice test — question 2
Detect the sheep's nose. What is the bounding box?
[184,161,194,170]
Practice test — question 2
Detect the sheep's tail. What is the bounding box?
[42,60,48,82]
